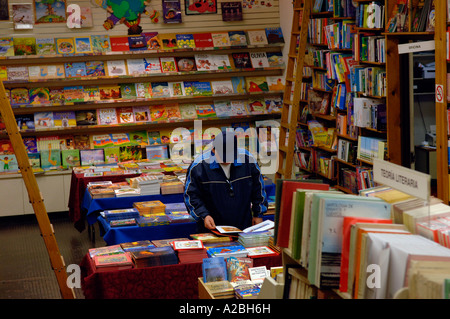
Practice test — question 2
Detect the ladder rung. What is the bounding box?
[280,122,290,130]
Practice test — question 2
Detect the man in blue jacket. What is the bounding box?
[184,130,268,232]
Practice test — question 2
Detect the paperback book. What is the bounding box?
[53,111,76,127]
[106,60,128,76]
[75,110,97,126]
[143,58,162,74]
[55,38,74,55]
[85,61,106,77]
[126,59,147,76]
[228,31,248,46]
[97,108,118,125]
[160,57,178,73]
[35,37,56,55]
[91,35,111,53]
[64,86,85,103]
[151,82,170,98]
[176,57,197,72]
[176,34,195,48]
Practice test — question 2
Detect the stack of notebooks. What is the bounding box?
[237,231,272,248]
[137,213,170,226]
[133,200,166,214]
[130,246,178,268]
[160,181,184,195]
[173,240,208,263]
[129,174,164,195]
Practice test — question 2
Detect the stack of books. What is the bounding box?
[130,246,178,268]
[120,240,155,253]
[160,181,184,195]
[101,208,140,221]
[166,211,194,223]
[204,281,235,299]
[206,244,248,258]
[93,252,134,272]
[137,213,170,226]
[133,200,166,214]
[114,187,141,197]
[238,231,272,248]
[165,202,188,213]
[129,174,163,195]
[191,233,233,244]
[234,283,261,299]
[109,218,137,227]
[173,240,208,263]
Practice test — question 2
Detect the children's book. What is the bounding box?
[29,87,51,106]
[213,54,232,70]
[247,30,269,46]
[193,33,214,48]
[192,81,213,96]
[266,52,285,67]
[146,145,169,160]
[75,110,97,126]
[159,33,178,50]
[119,83,137,100]
[249,52,270,68]
[85,61,106,77]
[10,88,29,106]
[175,57,197,72]
[55,38,74,54]
[13,37,36,55]
[195,103,216,118]
[211,80,234,95]
[91,35,111,53]
[49,88,65,106]
[133,106,150,122]
[265,96,283,113]
[226,257,253,282]
[7,66,29,81]
[34,112,54,129]
[247,98,267,114]
[143,58,162,74]
[128,35,147,51]
[211,32,231,48]
[53,111,76,128]
[64,62,87,78]
[116,107,135,124]
[179,104,198,120]
[231,76,246,94]
[99,85,121,100]
[16,114,35,130]
[83,86,100,102]
[228,31,248,47]
[61,149,80,168]
[159,57,178,73]
[109,36,130,52]
[119,145,145,162]
[126,59,147,76]
[91,134,114,149]
[162,0,182,23]
[168,81,186,97]
[214,100,233,117]
[246,76,269,92]
[106,60,128,76]
[142,32,162,50]
[230,100,248,116]
[203,257,228,283]
[176,34,195,49]
[74,36,93,54]
[221,1,243,21]
[149,105,168,122]
[110,133,131,147]
[266,76,285,91]
[40,149,61,168]
[232,52,252,69]
[35,37,55,55]
[0,154,19,172]
[73,135,91,149]
[104,147,120,163]
[151,82,170,98]
[128,131,148,146]
[28,153,40,168]
[97,108,119,125]
[195,54,217,71]
[147,131,162,145]
[80,149,105,166]
[64,86,85,103]
[135,83,152,99]
[165,103,182,120]
[265,27,284,44]
[0,67,7,82]
[23,137,37,153]
[0,139,14,154]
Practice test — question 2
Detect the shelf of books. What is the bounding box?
[0,28,286,174]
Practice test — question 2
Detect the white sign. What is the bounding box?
[372,158,430,201]
[436,84,444,103]
[397,40,435,54]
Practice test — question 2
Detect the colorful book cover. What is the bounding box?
[104,146,120,163]
[246,76,269,92]
[179,104,198,120]
[128,35,147,51]
[126,59,147,76]
[49,88,65,106]
[228,31,248,47]
[109,36,130,52]
[151,82,170,98]
[10,88,29,106]
[91,35,111,53]
[193,33,214,48]
[222,1,243,21]
[55,38,75,54]
[195,54,217,71]
[175,57,197,72]
[145,145,169,160]
[73,135,91,149]
[213,54,232,70]
[192,81,213,96]
[63,86,85,103]
[119,145,145,161]
[29,87,51,105]
[53,111,76,127]
[265,96,283,113]
[83,86,100,102]
[128,131,148,146]
[214,100,233,117]
[64,62,87,78]
[110,133,131,146]
[106,60,128,76]
[135,83,152,99]
[23,137,38,153]
[247,29,269,46]
[97,108,118,125]
[247,98,266,114]
[74,36,93,54]
[159,57,178,73]
[142,32,162,50]
[266,76,285,91]
[0,67,7,82]
[13,37,36,55]
[7,66,29,81]
[40,149,61,168]
[230,100,248,116]
[0,140,14,154]
[91,134,114,148]
[0,154,19,172]
[116,107,135,123]
[195,103,216,118]
[16,114,35,130]
[149,105,168,122]
[61,149,80,168]
[120,83,137,100]
[232,52,252,69]
[159,33,178,50]
[143,58,162,74]
[211,80,234,95]
[226,257,253,282]
[75,110,97,126]
[165,103,182,120]
[176,34,195,48]
[99,85,121,100]
[28,152,40,168]
[34,112,54,129]
[0,37,15,56]
[85,61,106,77]
[265,27,284,44]
[147,131,162,145]
[168,81,185,97]
[211,32,231,48]
[80,149,105,166]
[231,76,246,94]
[133,106,150,122]
[266,52,285,67]
[162,0,182,23]
[249,52,270,68]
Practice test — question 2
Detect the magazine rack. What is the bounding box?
[0,81,74,299]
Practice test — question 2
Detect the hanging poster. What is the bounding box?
[34,0,66,24]
[185,0,216,15]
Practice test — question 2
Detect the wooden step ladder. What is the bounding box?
[0,82,75,299]
[276,0,311,180]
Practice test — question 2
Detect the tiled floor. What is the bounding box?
[0,211,104,299]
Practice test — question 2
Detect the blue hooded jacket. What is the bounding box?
[183,148,268,230]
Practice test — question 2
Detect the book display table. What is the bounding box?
[80,253,281,299]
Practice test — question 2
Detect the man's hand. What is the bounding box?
[204,215,216,230]
[252,217,263,225]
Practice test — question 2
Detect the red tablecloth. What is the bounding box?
[68,171,140,232]
[80,253,282,299]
